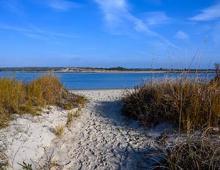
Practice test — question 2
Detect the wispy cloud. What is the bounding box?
[1,0,79,13]
[190,3,220,21]
[44,0,80,11]
[94,0,151,33]
[175,30,189,40]
[94,0,178,49]
[143,11,171,26]
[0,24,78,40]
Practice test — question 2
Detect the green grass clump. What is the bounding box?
[122,78,220,132]
[0,75,86,128]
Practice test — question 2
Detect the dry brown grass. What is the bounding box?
[66,109,81,127]
[0,75,87,128]
[122,78,220,132]
[27,75,63,106]
[53,124,65,137]
[0,79,26,128]
[154,133,220,170]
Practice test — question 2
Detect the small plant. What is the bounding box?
[18,161,33,170]
[0,113,11,129]
[53,125,65,137]
[75,96,87,108]
[37,148,59,170]
[66,109,80,127]
[0,151,8,169]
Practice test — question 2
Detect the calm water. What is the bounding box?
[0,72,215,90]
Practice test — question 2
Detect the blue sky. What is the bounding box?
[0,0,220,68]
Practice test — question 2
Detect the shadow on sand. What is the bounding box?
[94,100,143,130]
[94,101,164,169]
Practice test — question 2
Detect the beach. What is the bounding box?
[1,0,220,168]
[0,89,169,170]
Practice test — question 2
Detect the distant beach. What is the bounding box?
[0,67,216,73]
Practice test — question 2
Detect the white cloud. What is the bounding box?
[144,11,171,26]
[94,0,178,49]
[44,0,79,11]
[175,30,189,40]
[190,3,220,21]
[94,0,150,33]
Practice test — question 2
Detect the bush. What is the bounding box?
[0,75,86,128]
[122,79,220,132]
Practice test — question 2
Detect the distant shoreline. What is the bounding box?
[0,68,216,74]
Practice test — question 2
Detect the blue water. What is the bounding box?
[0,72,215,90]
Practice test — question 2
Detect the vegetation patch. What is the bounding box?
[66,109,81,127]
[154,134,220,170]
[53,125,65,137]
[0,75,87,128]
[122,78,220,132]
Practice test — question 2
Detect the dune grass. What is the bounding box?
[0,75,86,128]
[53,124,65,138]
[122,78,220,133]
[66,109,81,127]
[154,133,220,170]
[122,69,220,169]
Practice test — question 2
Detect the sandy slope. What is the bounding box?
[45,90,166,170]
[1,90,170,170]
[0,107,79,170]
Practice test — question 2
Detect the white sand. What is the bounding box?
[44,90,169,170]
[0,107,78,170]
[0,89,171,170]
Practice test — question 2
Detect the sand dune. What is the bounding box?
[0,90,171,170]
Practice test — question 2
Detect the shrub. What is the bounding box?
[122,79,220,132]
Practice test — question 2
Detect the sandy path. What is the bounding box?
[48,90,161,170]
